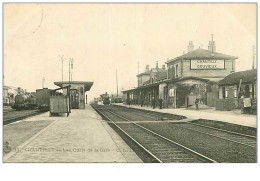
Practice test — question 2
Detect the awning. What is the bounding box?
[54,81,94,91]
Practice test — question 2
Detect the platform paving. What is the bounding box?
[115,103,257,128]
[4,105,142,163]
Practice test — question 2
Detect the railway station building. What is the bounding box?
[54,81,93,109]
[123,37,238,109]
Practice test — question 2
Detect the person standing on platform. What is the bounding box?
[152,98,155,109]
[195,98,199,110]
[159,98,163,109]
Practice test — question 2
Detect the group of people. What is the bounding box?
[127,97,164,109]
[127,97,201,110]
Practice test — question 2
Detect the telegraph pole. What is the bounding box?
[69,58,71,82]
[69,58,73,82]
[42,77,45,88]
[71,58,74,81]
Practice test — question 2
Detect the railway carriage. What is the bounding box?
[35,88,52,112]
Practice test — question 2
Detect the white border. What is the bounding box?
[1,1,259,181]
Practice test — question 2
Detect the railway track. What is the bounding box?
[176,122,257,148]
[93,105,217,163]
[112,105,257,148]
[3,110,44,126]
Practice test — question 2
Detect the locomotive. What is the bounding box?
[11,92,37,110]
[100,92,110,105]
[11,88,52,112]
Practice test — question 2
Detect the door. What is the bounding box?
[71,89,79,109]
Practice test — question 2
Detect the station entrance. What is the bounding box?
[71,89,79,109]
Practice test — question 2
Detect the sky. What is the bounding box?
[3,3,256,101]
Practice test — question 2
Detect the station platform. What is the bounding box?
[115,103,257,128]
[4,105,142,163]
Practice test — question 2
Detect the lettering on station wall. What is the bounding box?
[190,60,225,70]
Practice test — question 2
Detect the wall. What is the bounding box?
[137,74,150,87]
[167,60,181,79]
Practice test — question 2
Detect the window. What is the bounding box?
[234,89,237,98]
[225,90,228,98]
[171,66,175,79]
[175,64,179,77]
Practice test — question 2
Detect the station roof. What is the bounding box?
[123,76,210,93]
[166,48,238,64]
[122,82,161,93]
[54,81,94,91]
[218,69,257,85]
[156,70,167,81]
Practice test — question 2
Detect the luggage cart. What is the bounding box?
[50,85,71,117]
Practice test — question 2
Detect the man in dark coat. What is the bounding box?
[159,99,163,109]
[195,98,199,110]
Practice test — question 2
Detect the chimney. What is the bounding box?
[156,61,158,69]
[162,65,165,70]
[145,65,149,72]
[208,34,216,53]
[18,87,21,94]
[187,41,194,52]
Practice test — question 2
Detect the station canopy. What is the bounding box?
[54,81,94,91]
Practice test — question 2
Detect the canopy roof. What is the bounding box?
[54,81,93,91]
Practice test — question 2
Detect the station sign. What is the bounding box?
[190,60,225,70]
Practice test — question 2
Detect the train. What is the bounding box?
[100,92,110,105]
[111,96,123,103]
[11,92,37,110]
[11,88,52,112]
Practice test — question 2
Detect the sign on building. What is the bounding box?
[190,60,225,70]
